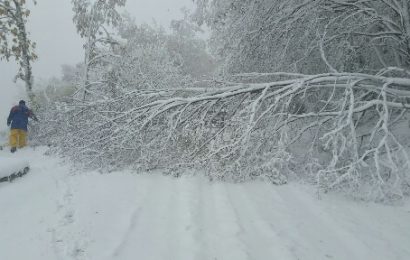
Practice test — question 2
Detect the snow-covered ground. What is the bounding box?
[0,148,409,260]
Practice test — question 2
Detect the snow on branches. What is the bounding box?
[48,72,410,201]
[192,0,410,74]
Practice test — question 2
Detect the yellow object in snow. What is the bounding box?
[9,129,27,148]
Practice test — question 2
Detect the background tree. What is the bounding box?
[313,0,410,72]
[167,12,215,79]
[0,0,37,102]
[191,0,410,75]
[72,0,125,100]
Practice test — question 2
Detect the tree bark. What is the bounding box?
[13,0,35,104]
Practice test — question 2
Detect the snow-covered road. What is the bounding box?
[1,148,410,260]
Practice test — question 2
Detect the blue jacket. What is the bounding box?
[7,104,35,131]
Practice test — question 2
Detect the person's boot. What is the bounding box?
[10,147,16,153]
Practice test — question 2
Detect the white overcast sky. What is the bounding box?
[0,0,193,131]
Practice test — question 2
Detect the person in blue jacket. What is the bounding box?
[7,100,38,153]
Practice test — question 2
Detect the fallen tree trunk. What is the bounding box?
[0,157,30,183]
[0,167,30,183]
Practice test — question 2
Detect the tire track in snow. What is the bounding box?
[191,176,212,260]
[246,183,316,259]
[197,181,250,260]
[111,206,143,257]
[49,171,65,260]
[273,185,373,259]
[110,175,178,260]
[225,183,297,260]
[166,176,202,260]
[244,183,381,260]
[53,172,90,260]
[110,176,157,258]
[280,185,410,259]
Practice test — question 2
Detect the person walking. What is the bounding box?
[7,100,38,153]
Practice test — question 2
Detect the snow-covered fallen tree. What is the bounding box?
[28,0,410,202]
[38,71,410,201]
